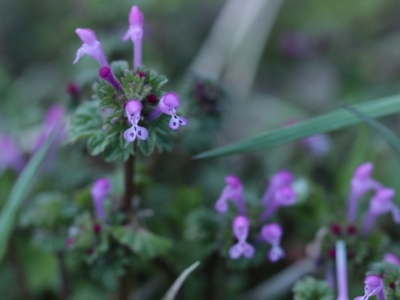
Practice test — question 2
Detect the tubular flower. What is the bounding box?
[261,170,294,205]
[91,178,112,220]
[123,100,148,143]
[384,253,400,265]
[229,216,254,259]
[215,175,246,214]
[73,28,108,67]
[362,187,400,236]
[261,223,285,262]
[354,275,385,300]
[147,92,188,130]
[261,185,297,221]
[347,162,381,223]
[123,6,144,70]
[99,66,121,90]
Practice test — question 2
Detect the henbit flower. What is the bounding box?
[261,185,297,221]
[123,100,149,143]
[0,135,25,174]
[99,66,121,90]
[91,178,112,220]
[362,187,400,236]
[336,240,349,300]
[354,275,385,300]
[229,216,255,259]
[261,223,285,262]
[123,6,144,70]
[347,162,381,223]
[215,175,246,215]
[300,134,331,157]
[261,170,294,205]
[384,253,400,265]
[147,92,188,130]
[73,28,108,67]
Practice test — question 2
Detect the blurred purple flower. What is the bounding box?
[261,185,297,221]
[123,100,148,143]
[384,253,400,265]
[215,175,246,214]
[229,216,254,259]
[0,135,24,174]
[34,105,66,151]
[123,6,144,70]
[362,187,400,236]
[279,31,310,58]
[301,134,331,157]
[347,162,381,223]
[73,28,108,67]
[261,170,294,205]
[147,92,188,130]
[261,223,284,262]
[336,240,349,300]
[99,66,121,90]
[354,275,385,300]
[91,178,111,220]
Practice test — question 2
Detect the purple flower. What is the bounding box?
[123,6,144,70]
[261,170,294,205]
[99,66,121,90]
[261,185,297,221]
[279,31,310,58]
[261,223,284,262]
[123,100,148,142]
[73,28,108,67]
[347,162,381,223]
[384,253,400,265]
[215,175,246,214]
[354,275,385,300]
[362,187,400,236]
[229,216,254,259]
[0,135,24,174]
[91,178,111,220]
[301,134,331,157]
[147,92,188,130]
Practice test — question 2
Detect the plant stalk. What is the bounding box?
[56,251,69,300]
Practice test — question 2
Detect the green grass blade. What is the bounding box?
[161,261,200,300]
[0,128,59,263]
[194,94,400,159]
[343,102,400,155]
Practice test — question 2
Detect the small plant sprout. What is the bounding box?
[261,170,294,205]
[73,28,109,67]
[91,178,111,220]
[261,223,285,262]
[123,100,148,143]
[147,92,188,130]
[99,66,121,91]
[362,187,400,236]
[214,175,246,214]
[347,162,381,223]
[123,6,144,70]
[229,216,254,259]
[354,275,385,300]
[261,185,297,221]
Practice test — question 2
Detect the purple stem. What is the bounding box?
[235,195,247,215]
[261,186,274,206]
[260,202,277,221]
[335,240,349,300]
[133,39,142,70]
[147,106,162,121]
[325,262,335,290]
[347,190,360,223]
[376,289,386,300]
[99,51,109,68]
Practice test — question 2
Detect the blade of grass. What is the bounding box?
[194,94,400,159]
[342,102,400,154]
[0,127,59,263]
[161,261,200,300]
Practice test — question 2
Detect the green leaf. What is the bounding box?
[292,276,334,300]
[0,128,59,263]
[161,261,200,300]
[194,94,400,159]
[109,226,172,260]
[343,102,400,154]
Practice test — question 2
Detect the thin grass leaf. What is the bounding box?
[342,102,400,155]
[0,127,59,263]
[161,261,200,300]
[194,94,400,159]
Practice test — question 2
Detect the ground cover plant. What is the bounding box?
[1,0,400,299]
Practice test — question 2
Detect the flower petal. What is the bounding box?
[169,115,180,130]
[124,126,137,142]
[229,243,242,260]
[136,126,148,140]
